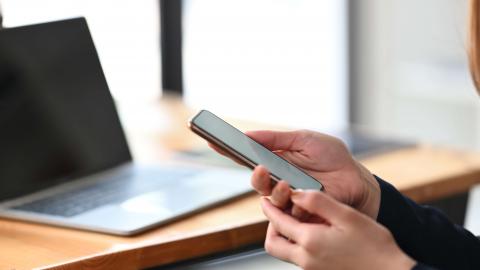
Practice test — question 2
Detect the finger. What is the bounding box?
[261,197,303,242]
[264,223,299,263]
[207,142,248,166]
[291,204,310,222]
[251,165,273,196]
[207,142,228,156]
[245,130,306,151]
[270,180,291,209]
[291,190,351,223]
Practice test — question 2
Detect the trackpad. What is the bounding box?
[121,183,240,214]
[120,191,173,214]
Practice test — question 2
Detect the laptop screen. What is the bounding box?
[0,18,132,201]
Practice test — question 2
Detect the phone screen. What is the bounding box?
[190,110,323,190]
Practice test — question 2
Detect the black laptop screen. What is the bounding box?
[0,18,132,201]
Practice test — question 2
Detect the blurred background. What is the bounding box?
[2,0,477,147]
[1,0,479,268]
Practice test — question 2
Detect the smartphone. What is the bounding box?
[188,110,323,190]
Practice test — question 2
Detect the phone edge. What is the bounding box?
[187,110,324,191]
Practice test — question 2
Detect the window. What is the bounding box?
[182,0,348,130]
[1,0,348,130]
[1,0,161,101]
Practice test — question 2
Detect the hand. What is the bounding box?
[261,191,416,270]
[209,130,381,219]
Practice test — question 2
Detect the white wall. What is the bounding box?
[352,0,480,149]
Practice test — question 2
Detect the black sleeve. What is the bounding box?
[412,263,439,270]
[376,176,480,270]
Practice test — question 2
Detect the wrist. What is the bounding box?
[355,161,381,219]
[390,250,416,270]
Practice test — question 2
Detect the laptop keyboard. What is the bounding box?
[12,169,198,217]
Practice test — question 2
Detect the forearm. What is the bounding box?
[376,176,480,270]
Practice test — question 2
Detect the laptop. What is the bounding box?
[0,17,251,235]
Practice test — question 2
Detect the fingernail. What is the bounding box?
[260,196,270,205]
[277,181,287,190]
[260,198,272,210]
[291,189,318,200]
[291,189,304,197]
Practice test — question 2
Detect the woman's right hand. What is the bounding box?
[209,129,381,219]
[260,190,415,270]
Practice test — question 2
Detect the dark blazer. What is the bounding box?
[376,176,480,270]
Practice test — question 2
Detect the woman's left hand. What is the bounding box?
[261,190,416,270]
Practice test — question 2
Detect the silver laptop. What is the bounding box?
[0,17,251,235]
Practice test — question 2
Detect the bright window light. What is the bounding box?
[183,0,348,130]
[1,0,161,101]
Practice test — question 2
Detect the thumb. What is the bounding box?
[291,190,350,224]
[245,130,306,151]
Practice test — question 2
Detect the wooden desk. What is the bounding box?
[3,96,480,270]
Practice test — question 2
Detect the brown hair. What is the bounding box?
[469,0,480,92]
